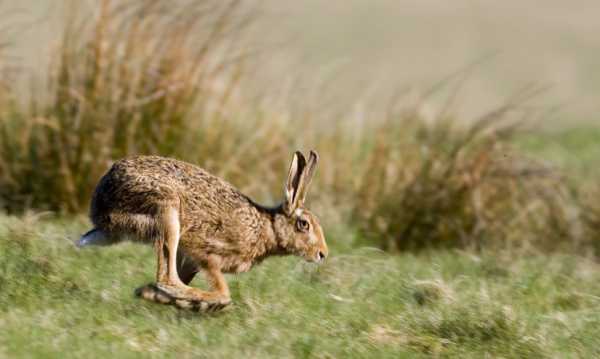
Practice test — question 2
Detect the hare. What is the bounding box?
[78,151,327,311]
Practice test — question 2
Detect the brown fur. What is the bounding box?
[81,151,327,311]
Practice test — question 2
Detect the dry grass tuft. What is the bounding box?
[351,103,579,252]
[0,0,260,212]
[411,279,455,306]
[576,184,600,256]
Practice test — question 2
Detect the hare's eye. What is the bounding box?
[296,218,310,232]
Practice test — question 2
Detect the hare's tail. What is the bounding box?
[78,228,118,247]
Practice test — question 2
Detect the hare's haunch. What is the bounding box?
[79,151,327,311]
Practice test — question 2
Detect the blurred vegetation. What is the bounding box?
[0,0,265,212]
[0,0,598,257]
[354,112,575,252]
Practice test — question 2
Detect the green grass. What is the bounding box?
[2,215,600,358]
[516,126,600,178]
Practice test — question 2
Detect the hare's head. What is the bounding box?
[274,151,328,263]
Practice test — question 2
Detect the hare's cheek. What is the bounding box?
[295,236,309,251]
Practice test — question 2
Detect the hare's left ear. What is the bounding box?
[284,151,307,215]
[295,150,319,207]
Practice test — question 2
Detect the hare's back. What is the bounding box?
[90,156,245,227]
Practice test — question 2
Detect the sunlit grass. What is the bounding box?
[1,215,599,357]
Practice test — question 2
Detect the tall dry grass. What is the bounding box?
[352,113,575,252]
[0,0,267,212]
[576,184,600,256]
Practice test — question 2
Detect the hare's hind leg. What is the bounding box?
[135,249,198,303]
[138,206,229,311]
[154,206,195,292]
[137,255,231,312]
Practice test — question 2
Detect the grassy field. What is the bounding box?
[1,2,600,358]
[1,214,600,358]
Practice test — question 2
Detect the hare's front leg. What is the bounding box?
[166,254,232,311]
[202,257,231,305]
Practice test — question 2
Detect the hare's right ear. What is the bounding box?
[284,151,306,215]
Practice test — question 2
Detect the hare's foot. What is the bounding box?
[135,283,231,312]
[135,283,173,305]
[147,206,231,312]
[173,295,232,312]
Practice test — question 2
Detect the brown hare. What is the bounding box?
[78,151,327,311]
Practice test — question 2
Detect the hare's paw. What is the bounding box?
[135,283,175,305]
[173,297,232,312]
[134,283,231,312]
[172,287,232,312]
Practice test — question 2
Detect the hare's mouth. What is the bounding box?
[304,251,326,264]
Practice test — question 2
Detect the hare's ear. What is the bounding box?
[295,150,319,207]
[284,151,307,215]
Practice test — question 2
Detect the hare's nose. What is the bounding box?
[318,251,326,261]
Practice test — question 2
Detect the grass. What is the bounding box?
[516,126,600,178]
[1,215,600,358]
[1,3,600,356]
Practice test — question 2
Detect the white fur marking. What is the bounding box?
[78,229,108,247]
[169,208,180,238]
[167,208,181,284]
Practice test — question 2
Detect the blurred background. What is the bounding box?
[1,1,600,357]
[6,0,600,122]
